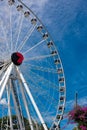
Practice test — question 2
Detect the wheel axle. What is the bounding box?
[11,52,24,66]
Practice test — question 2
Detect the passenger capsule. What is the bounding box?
[54,59,60,64]
[8,0,15,5]
[53,123,57,129]
[17,5,23,11]
[57,114,63,120]
[24,11,30,17]
[58,106,63,111]
[56,114,61,119]
[60,96,65,101]
[37,25,43,31]
[59,87,65,92]
[43,33,48,39]
[51,51,57,56]
[31,18,37,25]
[59,77,64,83]
[57,68,63,74]
[47,41,53,48]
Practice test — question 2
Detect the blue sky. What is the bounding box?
[25,0,87,129]
[0,0,87,129]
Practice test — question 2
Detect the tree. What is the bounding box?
[68,106,87,130]
[0,115,46,130]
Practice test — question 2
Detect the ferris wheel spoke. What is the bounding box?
[15,14,24,51]
[0,37,5,42]
[24,53,57,61]
[28,73,58,104]
[24,71,58,94]
[9,6,13,53]
[24,63,57,73]
[24,69,59,104]
[0,20,10,52]
[23,39,46,55]
[27,73,58,120]
[16,67,48,130]
[0,50,10,62]
[28,69,58,91]
[17,24,36,51]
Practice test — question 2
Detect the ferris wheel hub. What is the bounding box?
[11,52,24,66]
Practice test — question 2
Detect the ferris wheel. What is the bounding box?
[0,0,66,130]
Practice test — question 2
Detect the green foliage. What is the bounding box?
[68,105,87,130]
[0,115,46,130]
[73,127,79,130]
[73,128,77,130]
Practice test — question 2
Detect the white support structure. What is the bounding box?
[7,84,13,130]
[16,67,48,130]
[0,63,13,100]
[0,66,9,86]
[10,79,25,130]
[18,79,34,130]
[0,64,13,86]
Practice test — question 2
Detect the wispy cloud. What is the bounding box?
[0,98,8,106]
[22,0,49,12]
[66,96,87,112]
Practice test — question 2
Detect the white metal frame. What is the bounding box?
[7,83,13,130]
[0,63,13,100]
[10,78,25,130]
[16,67,48,130]
[18,76,34,130]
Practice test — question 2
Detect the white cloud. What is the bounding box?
[22,0,49,12]
[0,98,8,105]
[78,97,87,106]
[66,96,87,111]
